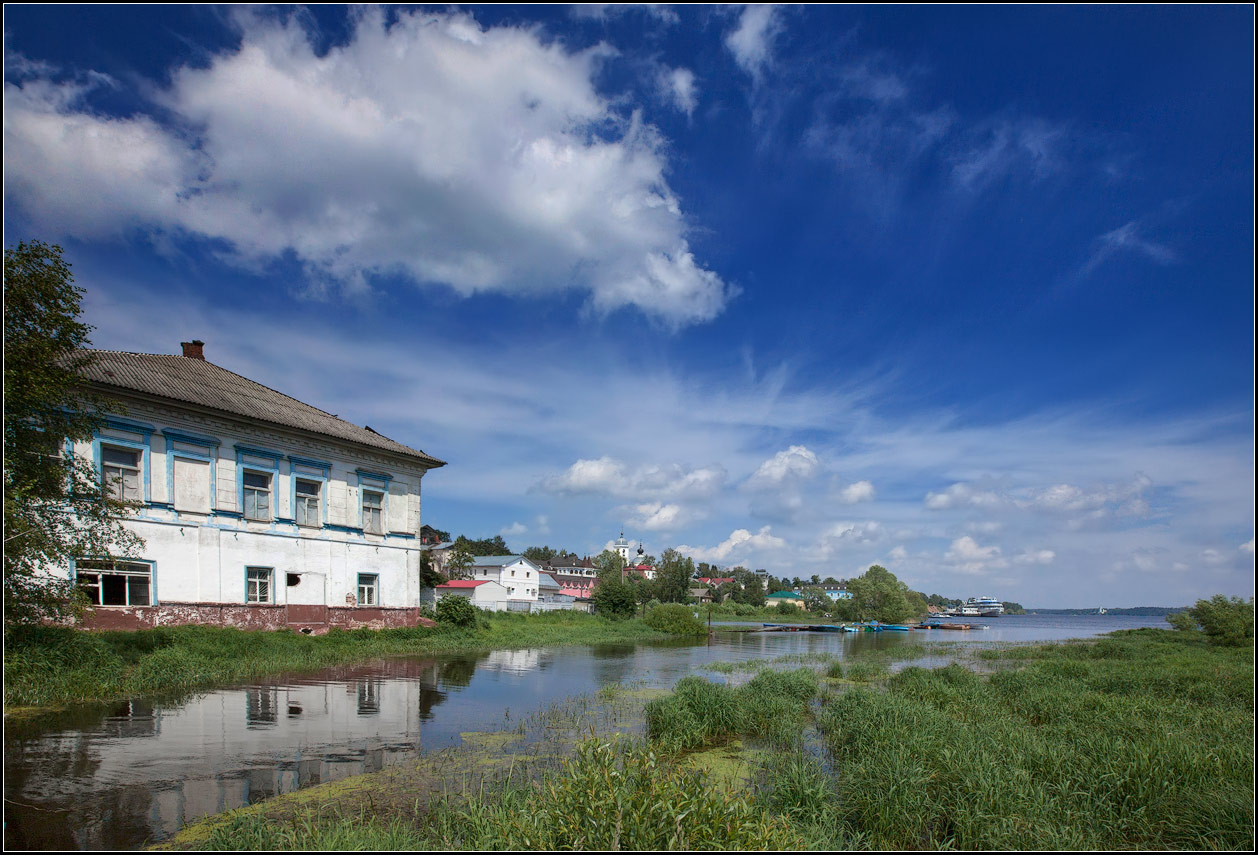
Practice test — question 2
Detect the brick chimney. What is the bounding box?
[180,340,205,360]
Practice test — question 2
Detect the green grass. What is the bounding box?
[644,667,819,753]
[816,629,1254,850]
[3,610,671,710]
[195,737,802,851]
[167,628,1253,851]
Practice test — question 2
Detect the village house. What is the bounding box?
[687,586,715,604]
[63,341,444,633]
[766,591,806,609]
[822,583,853,600]
[464,555,542,606]
[433,579,510,611]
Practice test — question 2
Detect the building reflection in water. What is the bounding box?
[3,657,448,851]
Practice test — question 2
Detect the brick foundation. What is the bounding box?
[79,602,435,633]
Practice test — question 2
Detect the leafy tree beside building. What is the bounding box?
[3,241,143,627]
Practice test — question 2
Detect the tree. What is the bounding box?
[593,549,625,577]
[846,565,914,624]
[420,551,446,588]
[452,534,512,556]
[1167,595,1254,646]
[523,545,557,563]
[654,548,695,603]
[591,577,637,619]
[4,241,143,627]
[446,546,473,580]
[800,586,832,614]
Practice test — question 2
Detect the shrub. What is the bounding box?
[1167,595,1254,646]
[590,578,636,620]
[643,603,707,635]
[435,595,479,627]
[776,601,799,615]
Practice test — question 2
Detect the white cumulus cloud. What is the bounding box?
[678,526,786,563]
[839,480,875,503]
[748,445,819,487]
[945,536,1005,575]
[627,501,686,531]
[4,8,731,326]
[540,457,726,500]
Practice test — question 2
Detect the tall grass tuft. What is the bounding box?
[644,668,818,753]
[424,736,803,850]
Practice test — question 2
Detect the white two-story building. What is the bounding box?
[465,555,542,604]
[66,341,445,633]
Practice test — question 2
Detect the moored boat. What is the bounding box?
[948,596,1004,617]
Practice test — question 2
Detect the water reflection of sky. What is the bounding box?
[3,614,1170,850]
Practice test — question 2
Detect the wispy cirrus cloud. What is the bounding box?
[1081,221,1178,276]
[724,5,783,82]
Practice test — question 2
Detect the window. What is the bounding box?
[243,471,271,520]
[101,446,142,501]
[76,560,151,606]
[295,479,321,527]
[362,490,383,534]
[358,574,378,606]
[247,567,273,603]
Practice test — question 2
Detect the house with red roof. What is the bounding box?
[435,579,510,611]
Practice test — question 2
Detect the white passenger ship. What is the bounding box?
[949,596,1004,617]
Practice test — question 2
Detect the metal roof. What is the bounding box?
[468,555,530,567]
[78,348,444,468]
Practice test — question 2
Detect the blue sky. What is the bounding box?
[4,4,1253,606]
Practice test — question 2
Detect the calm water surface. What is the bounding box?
[3,613,1166,849]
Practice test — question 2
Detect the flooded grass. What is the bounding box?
[163,627,1253,850]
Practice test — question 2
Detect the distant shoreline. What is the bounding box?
[1026,607,1186,616]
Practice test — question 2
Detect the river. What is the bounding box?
[2,613,1168,850]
